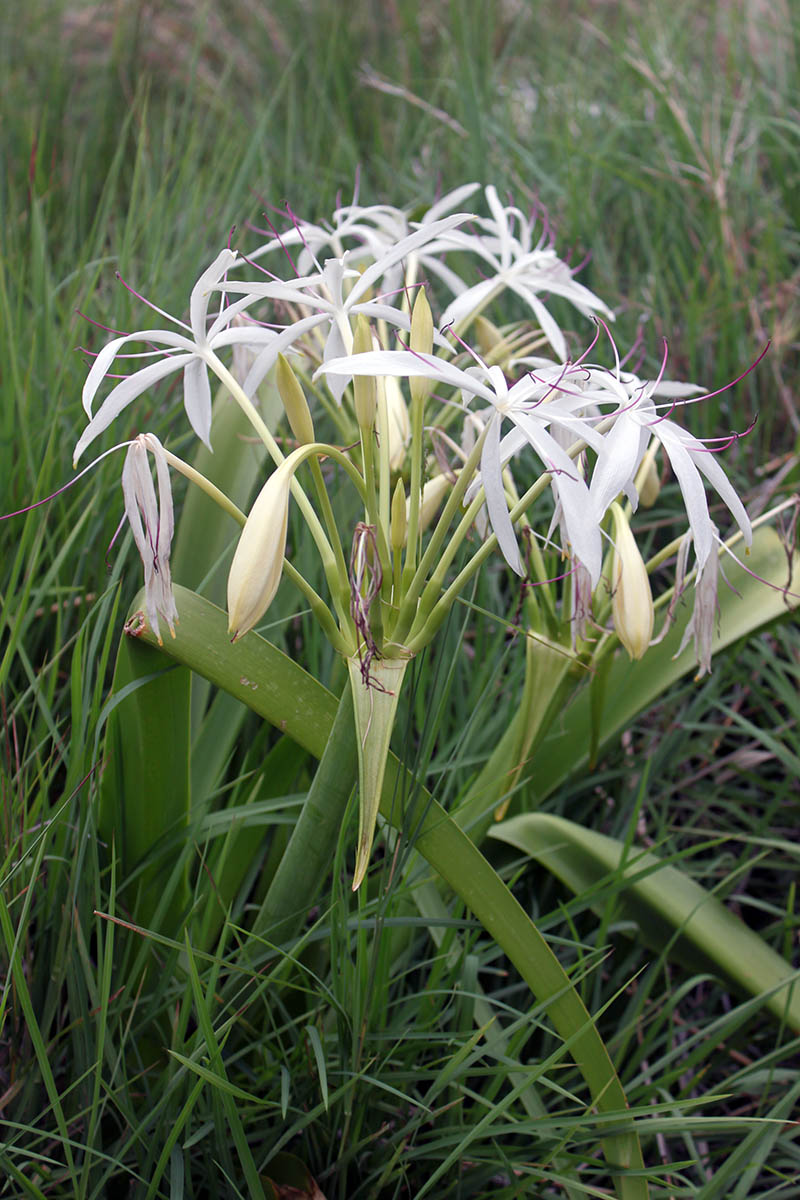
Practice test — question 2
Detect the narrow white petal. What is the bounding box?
[348,213,474,305]
[654,426,715,569]
[183,357,213,448]
[480,414,524,575]
[590,414,648,517]
[421,182,481,223]
[74,354,191,464]
[316,349,495,405]
[190,249,238,343]
[82,329,198,417]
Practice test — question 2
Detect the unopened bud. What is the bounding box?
[412,473,454,533]
[377,376,410,470]
[635,452,660,508]
[353,317,376,430]
[227,461,293,640]
[276,354,315,446]
[390,479,407,550]
[610,502,653,661]
[410,288,434,407]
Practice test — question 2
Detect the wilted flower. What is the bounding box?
[675,527,721,678]
[121,433,178,644]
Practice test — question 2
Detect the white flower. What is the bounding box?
[74,249,279,464]
[588,367,752,572]
[317,348,605,582]
[121,433,178,644]
[422,186,614,360]
[221,214,473,403]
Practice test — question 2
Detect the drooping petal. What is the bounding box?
[74,354,192,464]
[82,329,195,417]
[590,411,649,517]
[480,414,524,575]
[121,433,178,643]
[183,356,213,448]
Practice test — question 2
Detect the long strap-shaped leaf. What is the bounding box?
[125,584,647,1198]
[491,813,800,1033]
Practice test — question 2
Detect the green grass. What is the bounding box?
[1,1,799,1196]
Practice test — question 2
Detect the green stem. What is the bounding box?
[404,389,425,574]
[392,426,486,646]
[162,448,246,527]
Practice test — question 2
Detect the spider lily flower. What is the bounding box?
[422,185,614,360]
[317,348,605,582]
[121,433,178,644]
[248,183,482,296]
[588,368,752,572]
[218,214,474,403]
[610,502,654,660]
[74,249,282,464]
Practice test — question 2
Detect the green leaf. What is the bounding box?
[128,585,647,1198]
[98,632,192,929]
[528,526,800,800]
[490,813,800,1032]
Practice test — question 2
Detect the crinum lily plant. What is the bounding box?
[75,183,761,891]
[72,183,800,1199]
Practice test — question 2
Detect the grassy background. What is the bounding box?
[1,1,799,1196]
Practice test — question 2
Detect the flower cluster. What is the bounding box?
[76,183,755,676]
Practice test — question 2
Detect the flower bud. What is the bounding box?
[610,502,653,660]
[227,461,293,640]
[377,375,410,470]
[411,473,454,533]
[410,288,434,407]
[276,354,315,446]
[635,452,660,508]
[390,478,407,550]
[352,316,376,430]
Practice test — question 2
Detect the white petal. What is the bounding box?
[190,249,238,343]
[480,413,523,575]
[348,213,474,305]
[82,329,195,417]
[74,354,191,464]
[590,413,648,518]
[183,357,213,448]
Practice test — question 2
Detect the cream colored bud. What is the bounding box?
[377,375,410,470]
[411,473,454,533]
[610,502,653,661]
[410,287,433,356]
[635,451,660,508]
[276,354,315,446]
[227,461,292,640]
[390,479,407,550]
[410,288,434,408]
[352,316,376,429]
[474,315,503,354]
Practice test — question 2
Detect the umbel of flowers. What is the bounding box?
[75,184,754,886]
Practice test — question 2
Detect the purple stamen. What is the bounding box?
[75,310,129,337]
[115,273,192,333]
